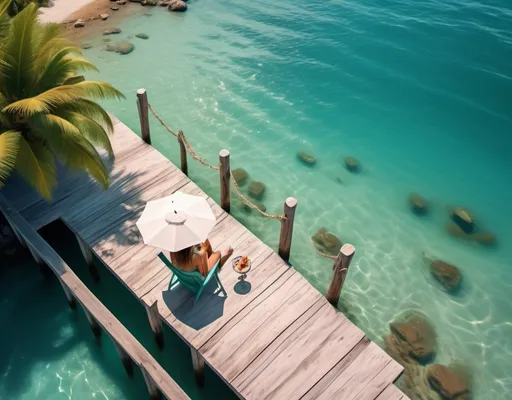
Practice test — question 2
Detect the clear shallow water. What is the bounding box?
[0,223,236,400]
[80,0,512,397]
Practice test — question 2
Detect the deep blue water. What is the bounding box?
[75,0,512,397]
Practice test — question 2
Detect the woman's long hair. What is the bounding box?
[172,246,197,267]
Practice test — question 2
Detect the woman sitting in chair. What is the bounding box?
[170,240,233,277]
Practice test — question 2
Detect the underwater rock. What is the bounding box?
[159,0,170,5]
[135,33,149,39]
[103,27,122,35]
[344,156,361,173]
[389,312,436,364]
[110,5,119,10]
[74,19,85,28]
[297,152,316,166]
[446,224,497,246]
[232,168,249,186]
[312,228,342,257]
[117,0,127,4]
[408,193,428,215]
[426,364,471,400]
[168,0,187,11]
[142,0,157,5]
[106,41,135,54]
[451,207,474,233]
[243,201,266,213]
[248,181,265,200]
[81,43,92,49]
[100,13,109,20]
[430,260,462,293]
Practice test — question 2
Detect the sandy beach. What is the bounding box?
[39,0,102,23]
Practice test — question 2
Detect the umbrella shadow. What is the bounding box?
[162,278,227,331]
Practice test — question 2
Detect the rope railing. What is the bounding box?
[147,103,285,221]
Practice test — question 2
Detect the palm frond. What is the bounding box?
[2,3,38,98]
[31,113,109,189]
[3,80,125,116]
[16,136,57,200]
[64,98,114,133]
[62,75,85,85]
[0,130,21,187]
[0,0,10,18]
[55,111,113,155]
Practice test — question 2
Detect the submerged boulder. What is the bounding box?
[344,156,361,173]
[430,260,462,293]
[408,193,428,215]
[117,0,127,4]
[168,0,187,11]
[100,13,109,20]
[451,207,474,233]
[81,43,92,49]
[232,168,249,186]
[426,364,471,400]
[106,41,135,55]
[297,152,316,166]
[248,181,265,200]
[142,0,157,5]
[74,19,85,28]
[110,5,120,10]
[135,33,149,39]
[446,224,497,246]
[103,27,122,35]
[389,312,436,363]
[312,228,342,257]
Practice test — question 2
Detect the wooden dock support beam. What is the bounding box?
[141,366,162,400]
[278,197,297,262]
[326,244,355,306]
[137,88,151,145]
[191,348,205,387]
[114,340,134,377]
[10,226,27,248]
[59,279,77,309]
[178,130,188,176]
[219,149,230,213]
[75,233,100,283]
[83,307,102,338]
[145,301,164,349]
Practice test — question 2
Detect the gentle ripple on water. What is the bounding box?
[73,0,512,397]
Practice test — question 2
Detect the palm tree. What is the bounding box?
[0,2,124,200]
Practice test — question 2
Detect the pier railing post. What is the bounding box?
[219,149,230,213]
[191,348,205,387]
[145,301,164,349]
[326,244,355,306]
[75,233,100,283]
[178,130,188,176]
[136,88,151,145]
[278,197,297,262]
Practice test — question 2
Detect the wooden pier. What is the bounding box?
[1,113,408,400]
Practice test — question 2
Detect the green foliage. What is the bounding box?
[8,0,48,16]
[0,3,125,200]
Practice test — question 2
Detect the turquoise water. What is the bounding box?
[78,0,512,398]
[0,222,236,399]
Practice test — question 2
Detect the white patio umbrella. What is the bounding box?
[136,192,216,252]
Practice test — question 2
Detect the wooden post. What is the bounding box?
[141,366,162,400]
[75,233,100,283]
[83,307,102,338]
[11,226,27,248]
[278,197,298,262]
[59,279,77,309]
[178,130,188,176]
[113,340,134,377]
[137,88,151,145]
[27,243,45,265]
[219,149,230,213]
[326,244,356,306]
[145,301,164,349]
[191,348,205,387]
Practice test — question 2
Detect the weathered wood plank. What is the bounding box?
[376,384,407,400]
[234,302,366,400]
[358,361,405,400]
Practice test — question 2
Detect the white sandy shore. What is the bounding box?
[39,0,95,23]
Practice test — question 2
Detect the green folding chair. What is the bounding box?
[157,252,227,305]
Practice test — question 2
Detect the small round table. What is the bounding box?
[232,256,252,287]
